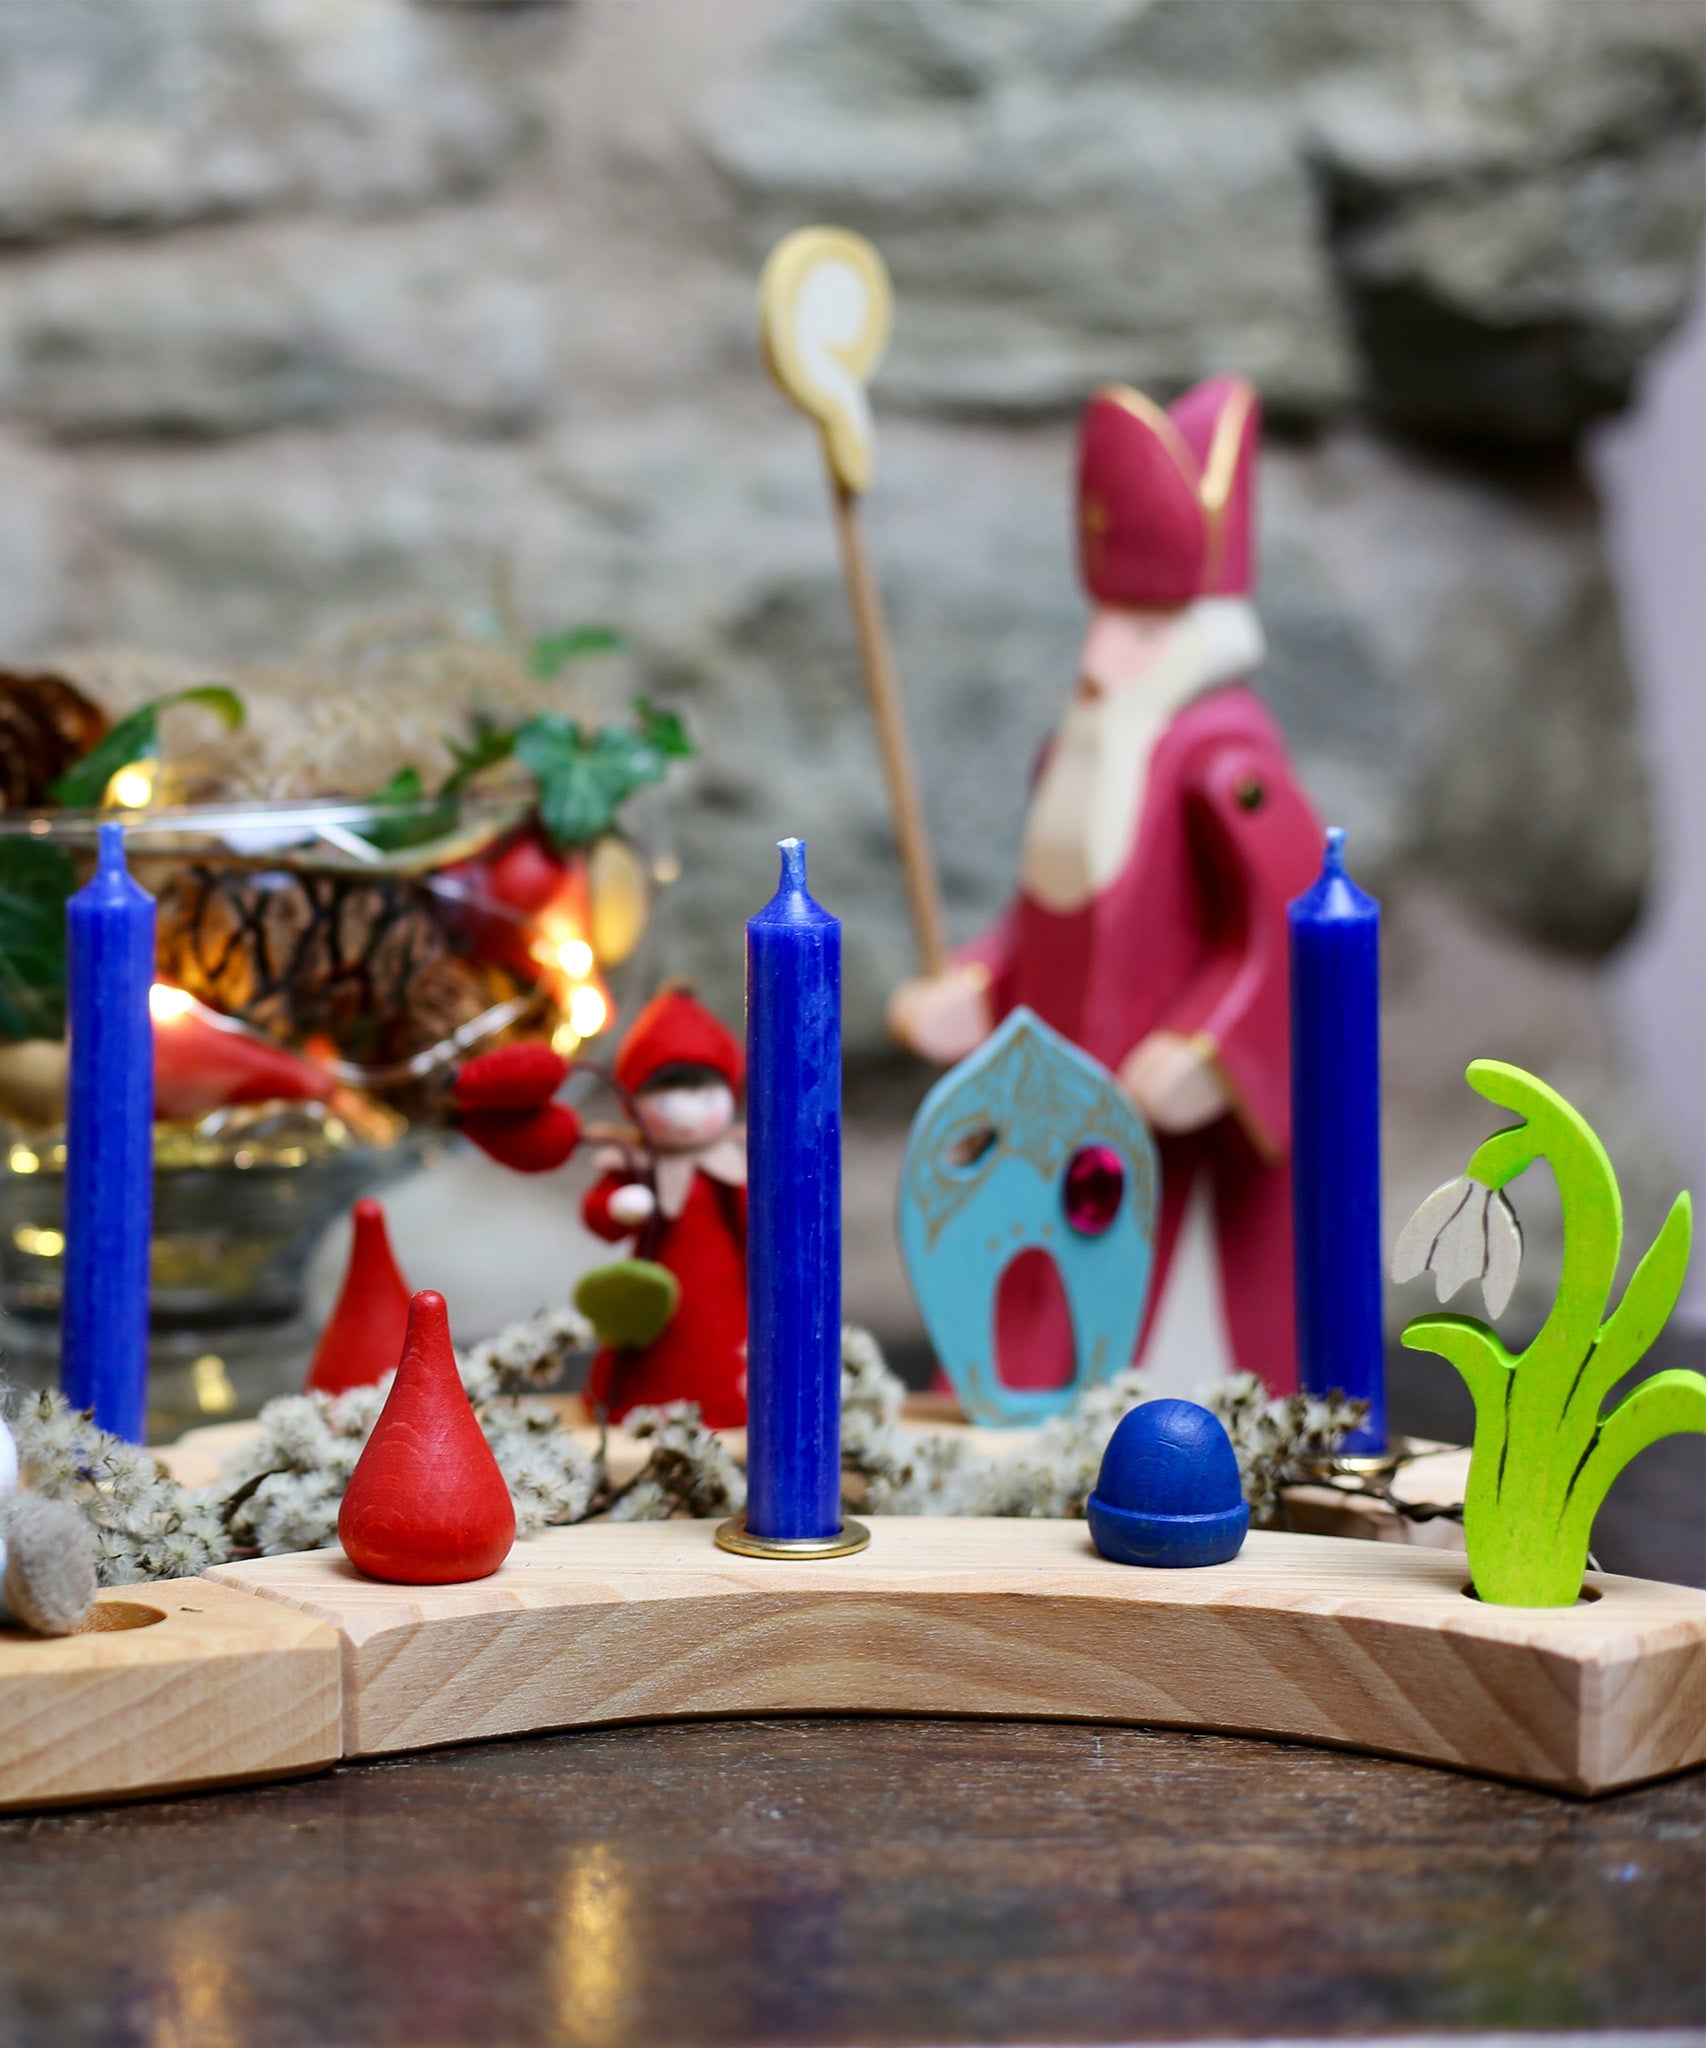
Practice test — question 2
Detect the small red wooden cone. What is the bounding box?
[337,1290,515,1585]
[305,1200,414,1396]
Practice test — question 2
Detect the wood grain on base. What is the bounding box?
[207,1519,1705,1797]
[0,1579,340,1810]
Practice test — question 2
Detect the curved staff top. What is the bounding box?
[730,838,866,1554]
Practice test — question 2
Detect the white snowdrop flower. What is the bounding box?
[1392,1175,1524,1318]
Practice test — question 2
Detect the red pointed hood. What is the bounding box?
[337,1290,515,1585]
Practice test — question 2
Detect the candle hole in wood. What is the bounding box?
[76,1600,166,1634]
[995,1246,1075,1391]
[1461,1584,1603,1608]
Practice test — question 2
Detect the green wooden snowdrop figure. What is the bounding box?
[1394,1059,1705,1607]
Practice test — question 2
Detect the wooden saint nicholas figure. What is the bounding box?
[889,376,1322,1393]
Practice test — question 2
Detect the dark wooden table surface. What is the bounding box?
[1,1717,1701,2048]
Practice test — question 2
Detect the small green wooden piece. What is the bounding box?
[574,1259,679,1351]
[1400,1059,1704,1607]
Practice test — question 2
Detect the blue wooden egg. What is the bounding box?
[1086,1398,1249,1568]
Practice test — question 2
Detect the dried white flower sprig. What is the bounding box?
[3,1299,603,1578]
[2,1312,1368,1574]
[5,1388,230,1584]
[612,1328,1367,1530]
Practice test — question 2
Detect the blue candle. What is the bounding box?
[743,838,846,1542]
[61,822,155,1442]
[1288,827,1385,1454]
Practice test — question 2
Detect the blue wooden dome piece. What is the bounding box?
[1086,1398,1250,1568]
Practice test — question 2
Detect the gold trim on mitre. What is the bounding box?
[1197,376,1257,589]
[1091,383,1199,491]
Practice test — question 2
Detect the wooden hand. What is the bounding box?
[886,968,993,1065]
[1119,1030,1229,1132]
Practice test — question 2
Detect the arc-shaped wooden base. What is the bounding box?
[0,1579,338,1810]
[208,1519,1706,1798]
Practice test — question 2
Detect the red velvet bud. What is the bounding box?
[454,1042,570,1113]
[461,1102,582,1174]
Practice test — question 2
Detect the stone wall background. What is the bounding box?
[0,0,1701,1343]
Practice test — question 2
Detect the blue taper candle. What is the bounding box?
[61,822,155,1441]
[744,838,844,1540]
[1287,827,1385,1454]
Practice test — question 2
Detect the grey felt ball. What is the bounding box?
[2,1498,97,1636]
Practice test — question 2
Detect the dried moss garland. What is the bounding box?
[2,1312,1365,1584]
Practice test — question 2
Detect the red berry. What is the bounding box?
[454,1041,569,1113]
[461,1102,582,1174]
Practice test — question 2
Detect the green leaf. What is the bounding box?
[574,1259,679,1349]
[355,765,461,854]
[634,698,694,762]
[441,717,518,798]
[0,839,76,1041]
[48,685,245,809]
[514,704,693,850]
[529,627,625,680]
[1575,1190,1694,1424]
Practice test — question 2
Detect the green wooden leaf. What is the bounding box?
[1403,1060,1701,1606]
[1574,1191,1693,1427]
[574,1259,679,1349]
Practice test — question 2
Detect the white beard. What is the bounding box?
[1018,597,1265,914]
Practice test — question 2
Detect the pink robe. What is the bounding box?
[960,681,1321,1393]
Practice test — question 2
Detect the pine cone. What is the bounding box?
[0,673,108,809]
[155,865,523,1090]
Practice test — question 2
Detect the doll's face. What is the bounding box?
[637,1078,736,1151]
[1076,603,1183,699]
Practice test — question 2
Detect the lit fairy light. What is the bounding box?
[556,937,595,979]
[149,984,196,1023]
[568,985,608,1039]
[104,761,158,809]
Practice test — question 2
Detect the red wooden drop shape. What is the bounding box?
[305,1200,413,1396]
[338,1290,516,1585]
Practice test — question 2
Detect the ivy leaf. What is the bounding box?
[529,627,625,681]
[514,704,693,850]
[49,685,246,809]
[0,838,76,1042]
[441,716,518,797]
[633,698,694,763]
[356,765,461,854]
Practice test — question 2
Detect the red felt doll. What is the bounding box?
[453,991,749,1428]
[889,376,1322,1394]
[580,991,748,1426]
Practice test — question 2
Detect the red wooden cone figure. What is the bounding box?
[338,1290,515,1585]
[305,1200,413,1396]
